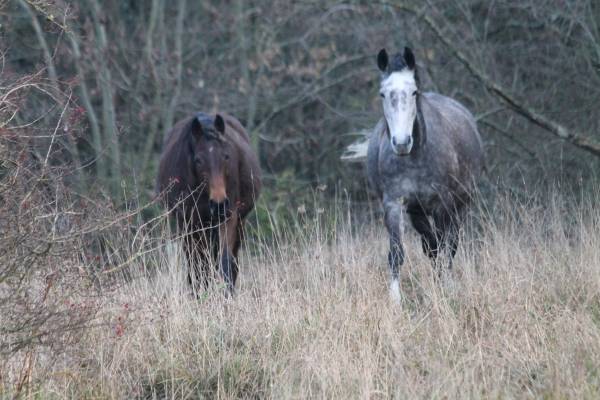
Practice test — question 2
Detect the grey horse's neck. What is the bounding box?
[413,94,427,150]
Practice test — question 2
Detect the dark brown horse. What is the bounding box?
[156,112,261,294]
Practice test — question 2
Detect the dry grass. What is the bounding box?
[3,191,600,399]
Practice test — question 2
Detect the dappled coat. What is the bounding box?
[367,92,484,215]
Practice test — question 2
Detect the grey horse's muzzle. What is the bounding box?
[391,135,413,155]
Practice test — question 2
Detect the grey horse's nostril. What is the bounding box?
[400,136,412,147]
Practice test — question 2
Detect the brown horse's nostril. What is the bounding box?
[209,198,230,218]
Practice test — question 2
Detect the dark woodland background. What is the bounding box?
[2,0,600,217]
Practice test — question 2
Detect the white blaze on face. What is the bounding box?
[380,69,418,154]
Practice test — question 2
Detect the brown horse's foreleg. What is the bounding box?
[183,232,210,294]
[218,212,241,294]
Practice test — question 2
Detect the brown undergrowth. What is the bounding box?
[2,182,600,399]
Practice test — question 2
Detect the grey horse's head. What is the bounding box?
[377,47,419,155]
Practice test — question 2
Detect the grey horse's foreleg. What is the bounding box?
[409,204,462,272]
[433,208,463,269]
[444,216,462,269]
[385,210,404,279]
[384,203,405,301]
[409,207,440,261]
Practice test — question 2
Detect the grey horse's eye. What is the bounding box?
[412,90,418,96]
[380,92,385,98]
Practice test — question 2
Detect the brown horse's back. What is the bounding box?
[221,114,261,218]
[222,113,251,144]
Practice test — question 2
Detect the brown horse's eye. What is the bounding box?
[223,153,230,161]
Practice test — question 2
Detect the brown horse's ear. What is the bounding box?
[214,114,225,135]
[191,116,203,139]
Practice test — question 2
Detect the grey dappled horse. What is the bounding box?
[346,48,484,301]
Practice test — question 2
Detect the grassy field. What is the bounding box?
[3,191,600,399]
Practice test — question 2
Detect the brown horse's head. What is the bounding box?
[190,113,234,218]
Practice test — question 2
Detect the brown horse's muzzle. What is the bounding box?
[209,175,229,218]
[209,198,230,219]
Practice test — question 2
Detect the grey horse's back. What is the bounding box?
[423,92,482,150]
[421,92,484,190]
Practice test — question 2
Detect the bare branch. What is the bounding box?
[388,1,600,158]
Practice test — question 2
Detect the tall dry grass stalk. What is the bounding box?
[2,190,600,399]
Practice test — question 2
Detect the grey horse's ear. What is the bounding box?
[404,47,415,70]
[191,116,203,139]
[377,49,389,72]
[214,114,225,135]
